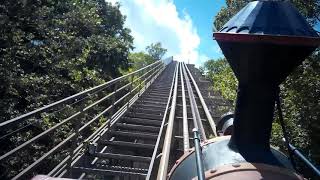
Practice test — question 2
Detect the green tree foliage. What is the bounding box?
[209,0,320,176]
[203,58,237,101]
[0,0,133,178]
[280,52,320,161]
[146,42,167,60]
[0,0,133,122]
[128,52,155,71]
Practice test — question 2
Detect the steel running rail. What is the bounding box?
[183,63,218,137]
[182,62,207,140]
[146,62,178,180]
[0,59,171,180]
[180,62,190,152]
[155,61,219,179]
[156,62,179,180]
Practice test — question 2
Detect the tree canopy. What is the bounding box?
[146,42,167,60]
[0,0,133,122]
[0,1,169,177]
[202,58,237,101]
[0,0,134,178]
[128,52,155,71]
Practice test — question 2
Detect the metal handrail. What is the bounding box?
[16,64,166,179]
[61,63,167,179]
[184,63,218,137]
[1,60,167,180]
[156,62,179,180]
[146,62,177,180]
[91,64,165,144]
[0,62,164,162]
[0,60,162,129]
[59,62,166,178]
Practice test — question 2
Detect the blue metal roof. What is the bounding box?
[219,1,319,38]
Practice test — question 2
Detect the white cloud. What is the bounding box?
[106,0,207,65]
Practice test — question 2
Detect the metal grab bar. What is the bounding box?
[287,142,320,177]
[183,63,218,137]
[193,128,205,180]
[156,62,179,180]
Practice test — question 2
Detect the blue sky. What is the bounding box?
[107,0,227,66]
[107,0,319,67]
[174,0,226,63]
